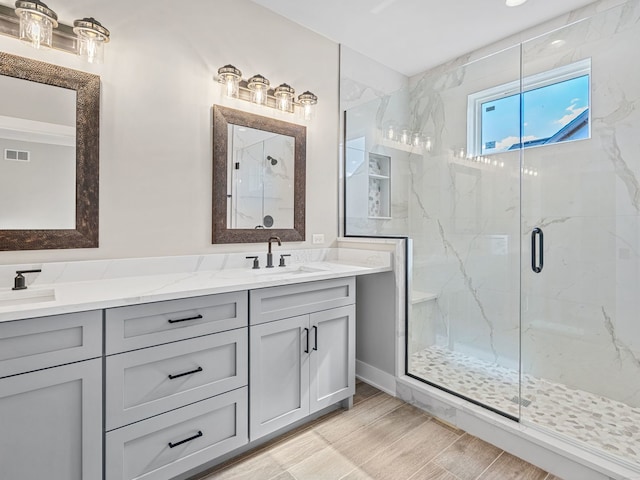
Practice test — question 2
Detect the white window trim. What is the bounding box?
[466,58,591,157]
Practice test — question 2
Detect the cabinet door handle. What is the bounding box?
[303,327,309,353]
[168,430,203,448]
[168,366,203,380]
[168,314,203,324]
[313,325,318,351]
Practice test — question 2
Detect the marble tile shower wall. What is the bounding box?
[406,0,640,408]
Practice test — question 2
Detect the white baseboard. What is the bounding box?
[356,360,396,396]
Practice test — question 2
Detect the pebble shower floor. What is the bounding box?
[409,346,640,467]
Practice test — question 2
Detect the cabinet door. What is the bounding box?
[249,315,310,441]
[0,359,102,480]
[309,305,356,413]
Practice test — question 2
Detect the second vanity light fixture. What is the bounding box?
[217,64,318,120]
[8,0,110,63]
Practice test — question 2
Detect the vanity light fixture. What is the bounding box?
[505,0,527,6]
[218,64,242,98]
[0,2,110,61]
[73,17,110,64]
[383,123,431,151]
[14,0,58,49]
[247,74,270,105]
[274,83,295,112]
[216,64,319,119]
[297,91,318,120]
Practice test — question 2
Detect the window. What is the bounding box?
[467,59,591,156]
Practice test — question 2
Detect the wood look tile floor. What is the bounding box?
[195,382,560,480]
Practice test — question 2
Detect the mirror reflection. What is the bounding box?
[228,124,295,230]
[0,75,77,229]
[0,51,100,251]
[212,105,306,244]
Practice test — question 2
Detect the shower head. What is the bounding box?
[266,155,278,166]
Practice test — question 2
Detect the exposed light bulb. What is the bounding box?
[226,78,236,96]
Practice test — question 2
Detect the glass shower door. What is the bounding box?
[406,45,523,419]
[520,3,640,467]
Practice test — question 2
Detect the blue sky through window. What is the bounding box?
[480,74,589,155]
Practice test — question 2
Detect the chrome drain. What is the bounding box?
[510,396,532,407]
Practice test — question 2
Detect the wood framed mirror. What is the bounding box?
[212,105,306,244]
[0,52,100,251]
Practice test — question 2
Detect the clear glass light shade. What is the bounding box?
[218,65,242,98]
[17,10,55,49]
[73,18,110,64]
[298,91,317,120]
[386,125,395,140]
[401,129,410,145]
[252,84,266,105]
[274,84,295,112]
[77,36,105,64]
[224,77,239,97]
[424,137,433,151]
[248,75,270,106]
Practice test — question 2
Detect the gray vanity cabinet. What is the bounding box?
[0,311,103,480]
[249,278,356,441]
[105,292,249,480]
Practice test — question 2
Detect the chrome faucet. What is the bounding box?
[266,236,281,268]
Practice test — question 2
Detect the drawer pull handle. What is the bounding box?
[168,366,203,380]
[168,314,203,324]
[168,430,203,449]
[303,327,309,353]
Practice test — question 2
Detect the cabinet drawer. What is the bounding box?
[105,291,248,354]
[250,277,355,325]
[0,310,102,378]
[106,387,248,480]
[106,328,248,430]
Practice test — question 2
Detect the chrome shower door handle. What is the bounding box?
[531,227,544,273]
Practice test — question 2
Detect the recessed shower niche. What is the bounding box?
[367,153,390,219]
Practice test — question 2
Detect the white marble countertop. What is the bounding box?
[0,248,392,322]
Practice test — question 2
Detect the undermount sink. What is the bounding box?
[255,265,329,276]
[217,265,329,280]
[0,288,56,308]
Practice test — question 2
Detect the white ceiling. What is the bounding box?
[251,0,597,76]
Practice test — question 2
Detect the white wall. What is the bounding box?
[0,0,339,264]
